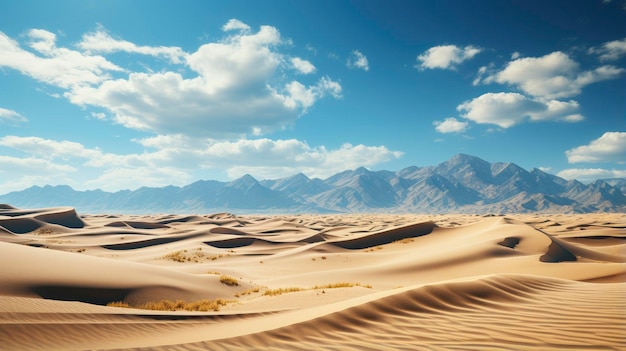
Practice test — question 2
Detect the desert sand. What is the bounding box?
[0,204,624,350]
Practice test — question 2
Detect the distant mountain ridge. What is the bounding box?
[1,154,624,214]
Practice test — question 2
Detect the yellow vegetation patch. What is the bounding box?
[106,298,232,311]
[161,248,225,263]
[219,275,239,287]
[234,287,260,297]
[263,282,372,296]
[263,287,304,296]
[313,282,372,289]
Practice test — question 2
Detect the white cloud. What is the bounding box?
[82,167,193,192]
[557,168,626,182]
[290,57,316,74]
[0,154,78,194]
[66,21,342,138]
[0,135,402,192]
[0,155,75,174]
[565,132,626,163]
[1,21,342,139]
[457,92,584,128]
[416,45,481,70]
[0,108,27,124]
[137,136,402,179]
[0,135,104,161]
[222,19,251,33]
[482,51,624,99]
[347,50,369,71]
[78,25,186,64]
[0,29,123,89]
[590,37,626,61]
[433,117,469,133]
[90,112,107,120]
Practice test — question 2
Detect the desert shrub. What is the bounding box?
[162,248,223,263]
[162,250,188,262]
[219,275,239,287]
[263,287,303,296]
[313,282,373,289]
[262,282,372,296]
[235,287,260,297]
[106,301,130,308]
[106,298,231,311]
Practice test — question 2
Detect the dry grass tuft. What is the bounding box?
[106,301,130,308]
[33,228,54,235]
[235,287,260,298]
[263,282,372,296]
[162,248,225,263]
[313,282,372,289]
[106,298,232,311]
[219,275,239,287]
[263,287,304,296]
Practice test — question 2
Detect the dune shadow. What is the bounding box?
[330,222,437,250]
[32,285,131,305]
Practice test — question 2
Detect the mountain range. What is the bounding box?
[1,154,625,214]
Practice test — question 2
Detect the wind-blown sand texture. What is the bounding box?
[0,205,624,350]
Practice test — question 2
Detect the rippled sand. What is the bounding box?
[1,205,624,350]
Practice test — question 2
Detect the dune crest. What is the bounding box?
[0,206,624,350]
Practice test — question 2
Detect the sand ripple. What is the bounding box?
[0,206,624,350]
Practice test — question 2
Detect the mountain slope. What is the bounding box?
[1,155,624,213]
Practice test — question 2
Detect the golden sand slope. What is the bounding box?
[0,205,624,350]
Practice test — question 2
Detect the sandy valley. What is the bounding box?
[0,205,624,350]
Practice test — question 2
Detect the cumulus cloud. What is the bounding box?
[433,117,469,133]
[457,92,584,128]
[590,37,626,61]
[290,57,316,74]
[0,154,77,194]
[78,25,186,63]
[0,21,342,139]
[347,50,369,71]
[557,168,626,182]
[565,132,626,163]
[0,135,104,161]
[137,136,402,179]
[222,19,251,33]
[0,155,75,174]
[481,51,624,99]
[416,45,481,70]
[0,135,402,192]
[82,166,193,192]
[0,108,27,124]
[66,21,342,138]
[0,29,123,89]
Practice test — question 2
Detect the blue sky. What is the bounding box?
[0,0,625,193]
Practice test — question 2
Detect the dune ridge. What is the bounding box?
[0,205,624,350]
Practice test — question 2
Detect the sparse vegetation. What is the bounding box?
[106,298,232,311]
[263,282,372,296]
[161,248,225,263]
[219,275,239,287]
[235,287,260,297]
[365,246,383,252]
[263,287,304,296]
[33,228,54,235]
[313,282,371,289]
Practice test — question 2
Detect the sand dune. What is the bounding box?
[0,206,624,350]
